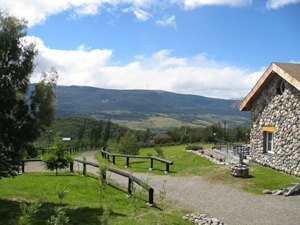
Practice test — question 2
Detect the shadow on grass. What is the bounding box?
[0,198,20,225]
[0,198,126,225]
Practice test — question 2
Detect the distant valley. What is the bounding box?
[45,85,250,131]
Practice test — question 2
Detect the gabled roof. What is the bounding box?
[240,62,300,111]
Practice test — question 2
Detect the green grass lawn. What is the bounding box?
[0,172,191,225]
[99,144,300,194]
[98,144,216,175]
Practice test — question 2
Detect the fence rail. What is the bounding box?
[19,156,155,206]
[213,139,249,157]
[101,147,173,173]
[73,158,154,205]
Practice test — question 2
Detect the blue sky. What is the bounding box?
[1,0,300,99]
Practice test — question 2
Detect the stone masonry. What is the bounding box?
[250,74,300,176]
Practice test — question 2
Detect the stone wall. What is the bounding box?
[250,74,300,176]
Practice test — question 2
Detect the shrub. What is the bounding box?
[153,134,172,144]
[47,207,69,225]
[118,131,139,155]
[42,133,72,175]
[154,145,165,158]
[185,144,204,151]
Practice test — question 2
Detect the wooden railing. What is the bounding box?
[73,158,154,206]
[19,157,155,206]
[101,147,173,173]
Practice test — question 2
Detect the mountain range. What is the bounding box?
[48,85,250,131]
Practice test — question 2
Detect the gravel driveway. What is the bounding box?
[25,150,300,225]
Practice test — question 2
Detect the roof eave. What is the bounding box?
[240,62,300,112]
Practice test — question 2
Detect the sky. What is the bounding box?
[1,0,300,99]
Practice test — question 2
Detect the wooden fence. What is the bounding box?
[20,157,155,206]
[73,158,155,206]
[101,147,173,173]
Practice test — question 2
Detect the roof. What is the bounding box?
[240,62,300,111]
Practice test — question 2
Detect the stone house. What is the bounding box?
[240,62,300,176]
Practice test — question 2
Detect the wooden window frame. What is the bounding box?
[263,131,274,154]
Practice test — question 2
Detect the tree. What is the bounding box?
[0,12,57,178]
[154,134,172,144]
[118,131,139,155]
[42,133,72,176]
[76,124,86,146]
[102,120,111,143]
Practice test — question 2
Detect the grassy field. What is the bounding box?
[98,144,216,175]
[0,172,191,225]
[99,144,300,194]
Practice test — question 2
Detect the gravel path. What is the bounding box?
[25,151,300,225]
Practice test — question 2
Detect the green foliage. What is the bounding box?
[35,117,135,148]
[154,145,165,158]
[98,164,107,206]
[56,185,69,204]
[0,172,192,225]
[0,12,57,177]
[166,124,250,144]
[117,131,140,155]
[185,144,203,151]
[47,207,69,225]
[159,180,167,224]
[42,133,72,175]
[154,134,172,144]
[19,200,42,225]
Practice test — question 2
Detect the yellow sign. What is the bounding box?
[262,126,277,132]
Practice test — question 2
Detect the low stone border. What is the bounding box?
[186,150,234,165]
[183,213,226,225]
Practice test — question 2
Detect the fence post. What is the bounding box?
[112,156,115,165]
[83,162,86,176]
[165,163,169,174]
[148,188,154,206]
[107,155,110,162]
[70,161,74,172]
[127,178,132,196]
[22,161,25,173]
[149,158,153,171]
[125,157,129,168]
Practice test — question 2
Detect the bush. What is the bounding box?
[185,144,204,151]
[42,133,72,175]
[118,131,139,155]
[153,134,172,144]
[154,145,165,158]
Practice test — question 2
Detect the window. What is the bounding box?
[263,131,274,154]
[277,80,286,95]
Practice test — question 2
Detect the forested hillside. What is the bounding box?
[29,85,250,131]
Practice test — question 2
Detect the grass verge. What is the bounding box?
[0,172,191,225]
[98,144,300,194]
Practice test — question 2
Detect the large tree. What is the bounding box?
[0,12,57,177]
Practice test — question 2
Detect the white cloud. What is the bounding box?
[156,15,177,29]
[266,0,300,9]
[0,0,104,27]
[29,36,262,99]
[182,0,252,9]
[123,7,151,21]
[0,0,254,27]
[27,36,112,86]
